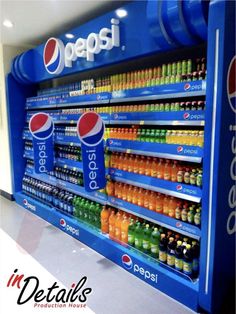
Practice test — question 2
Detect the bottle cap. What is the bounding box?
[186,244,191,249]
[177,241,182,246]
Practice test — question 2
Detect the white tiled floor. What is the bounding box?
[0,196,197,314]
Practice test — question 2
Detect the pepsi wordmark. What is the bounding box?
[29,113,54,174]
[44,18,120,75]
[227,55,236,235]
[77,112,106,192]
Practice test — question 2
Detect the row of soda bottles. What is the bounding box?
[55,144,82,162]
[59,100,206,115]
[106,181,201,226]
[26,160,84,186]
[37,57,206,97]
[54,125,204,147]
[100,207,200,278]
[22,174,199,278]
[109,152,203,187]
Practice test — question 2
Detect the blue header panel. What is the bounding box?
[11,0,208,84]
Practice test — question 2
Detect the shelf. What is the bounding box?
[110,111,205,126]
[106,139,203,163]
[14,191,199,311]
[25,81,206,110]
[54,134,81,146]
[110,80,206,103]
[26,92,110,109]
[24,169,107,205]
[107,196,201,240]
[55,158,83,172]
[108,168,202,203]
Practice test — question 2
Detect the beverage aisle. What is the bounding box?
[0,196,195,314]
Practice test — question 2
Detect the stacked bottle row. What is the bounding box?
[106,181,201,226]
[55,144,82,161]
[37,57,206,96]
[101,207,200,278]
[109,152,203,187]
[59,99,206,115]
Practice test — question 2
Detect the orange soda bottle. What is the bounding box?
[121,183,128,201]
[117,153,123,170]
[101,206,110,234]
[144,157,152,176]
[106,181,114,196]
[171,160,178,182]
[157,158,164,179]
[117,182,123,199]
[168,197,177,218]
[149,191,156,211]
[137,187,144,207]
[164,159,171,181]
[121,215,130,243]
[144,189,150,209]
[163,195,170,215]
[127,184,133,203]
[109,210,116,239]
[114,211,123,241]
[127,154,134,172]
[138,156,146,175]
[133,155,140,173]
[156,193,163,213]
[151,157,158,177]
[123,154,129,171]
[132,186,139,204]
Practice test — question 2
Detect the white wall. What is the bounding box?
[0,44,28,194]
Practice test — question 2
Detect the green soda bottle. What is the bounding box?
[155,130,160,143]
[150,129,155,143]
[88,202,95,224]
[140,129,146,142]
[142,224,152,254]
[84,200,90,221]
[79,198,85,219]
[145,129,151,142]
[128,219,135,246]
[134,222,143,251]
[150,227,160,258]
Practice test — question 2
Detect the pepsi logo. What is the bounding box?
[77,112,104,147]
[109,140,113,144]
[183,113,190,120]
[184,83,191,91]
[176,222,183,228]
[43,38,65,75]
[227,55,236,113]
[114,114,118,119]
[176,185,183,191]
[122,254,133,270]
[23,199,28,206]
[29,113,54,140]
[60,219,66,227]
[177,146,183,153]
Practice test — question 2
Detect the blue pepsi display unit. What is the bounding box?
[6,1,235,313]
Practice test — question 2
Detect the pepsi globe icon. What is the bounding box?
[29,113,54,140]
[43,38,65,75]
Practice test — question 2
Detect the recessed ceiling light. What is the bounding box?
[3,19,14,28]
[65,33,74,39]
[116,9,127,18]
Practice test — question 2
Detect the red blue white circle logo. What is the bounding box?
[23,199,28,206]
[29,113,54,140]
[183,113,190,120]
[77,112,104,146]
[176,222,183,228]
[227,55,236,113]
[184,83,191,91]
[176,185,183,191]
[177,146,183,153]
[43,38,65,75]
[122,254,133,270]
[60,219,66,227]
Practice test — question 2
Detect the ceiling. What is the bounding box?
[0,0,127,47]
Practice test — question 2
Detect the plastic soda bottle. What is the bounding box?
[167,237,176,267]
[159,234,167,263]
[151,157,158,177]
[191,241,200,278]
[143,189,150,209]
[134,222,143,250]
[163,195,170,215]
[157,159,164,179]
[171,160,178,182]
[148,191,156,211]
[137,187,144,207]
[106,181,114,196]
[155,193,163,213]
[163,159,171,180]
[183,244,193,276]
[101,206,110,233]
[128,219,135,246]
[142,224,152,254]
[168,197,177,218]
[114,211,123,241]
[175,240,183,271]
[150,227,160,258]
[109,210,116,240]
[121,215,130,244]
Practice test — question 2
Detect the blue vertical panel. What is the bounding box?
[6,74,36,193]
[199,0,235,312]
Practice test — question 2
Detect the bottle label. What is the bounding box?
[156,205,163,213]
[175,209,181,219]
[194,215,201,225]
[183,262,192,275]
[135,238,142,247]
[142,240,150,250]
[150,244,158,254]
[175,258,183,270]
[167,254,175,266]
[128,234,134,245]
[159,251,167,262]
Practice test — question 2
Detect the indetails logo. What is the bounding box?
[121,255,158,284]
[60,219,79,236]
